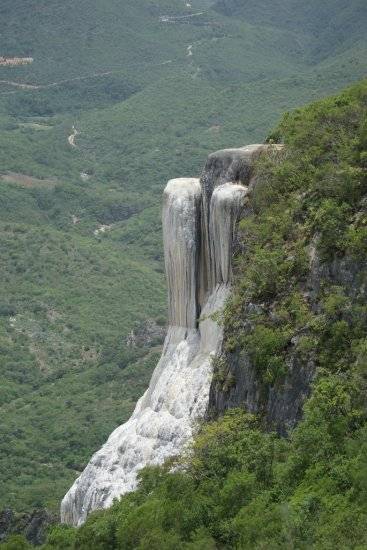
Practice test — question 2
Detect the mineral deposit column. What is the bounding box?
[163,178,201,328]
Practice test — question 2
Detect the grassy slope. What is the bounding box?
[0,0,366,513]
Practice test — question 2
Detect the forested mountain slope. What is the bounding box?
[7,76,367,550]
[0,0,366,516]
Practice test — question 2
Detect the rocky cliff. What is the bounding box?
[32,79,364,549]
[209,81,367,435]
[61,145,269,526]
[61,79,367,528]
[209,246,367,434]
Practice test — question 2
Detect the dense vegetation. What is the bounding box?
[1,0,367,517]
[5,79,366,549]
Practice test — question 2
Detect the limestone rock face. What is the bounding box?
[61,145,264,526]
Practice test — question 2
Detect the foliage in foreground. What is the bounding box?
[9,386,367,549]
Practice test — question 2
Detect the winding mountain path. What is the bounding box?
[0,80,38,90]
[0,60,175,95]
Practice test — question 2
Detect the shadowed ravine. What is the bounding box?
[60,144,267,526]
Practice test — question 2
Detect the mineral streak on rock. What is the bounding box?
[61,145,265,526]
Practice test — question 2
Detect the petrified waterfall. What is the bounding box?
[61,145,265,526]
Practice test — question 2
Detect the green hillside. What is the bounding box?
[0,0,367,515]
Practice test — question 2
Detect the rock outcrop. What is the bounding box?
[208,333,316,435]
[0,508,55,546]
[208,204,367,435]
[61,144,265,526]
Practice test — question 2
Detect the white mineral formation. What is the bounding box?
[199,144,265,300]
[61,145,265,526]
[163,178,201,328]
[209,183,248,286]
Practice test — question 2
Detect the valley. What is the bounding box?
[0,0,366,515]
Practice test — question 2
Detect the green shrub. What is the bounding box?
[245,325,289,384]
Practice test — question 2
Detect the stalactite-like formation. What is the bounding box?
[209,183,248,286]
[199,145,265,301]
[61,145,265,526]
[163,178,201,328]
